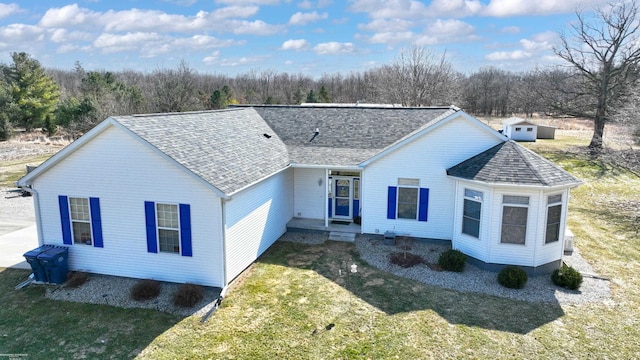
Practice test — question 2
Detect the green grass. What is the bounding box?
[0,268,181,359]
[0,154,51,187]
[3,131,640,359]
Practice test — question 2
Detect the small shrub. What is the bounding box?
[390,252,424,268]
[552,264,583,290]
[131,279,161,301]
[173,283,204,307]
[438,249,467,272]
[65,271,89,288]
[497,266,528,289]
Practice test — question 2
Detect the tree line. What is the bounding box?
[0,2,638,151]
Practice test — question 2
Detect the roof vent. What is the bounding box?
[263,133,272,139]
[309,128,320,142]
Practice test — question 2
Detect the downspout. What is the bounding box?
[19,185,44,247]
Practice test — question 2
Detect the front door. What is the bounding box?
[333,178,352,219]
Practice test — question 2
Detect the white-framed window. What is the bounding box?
[397,178,419,220]
[526,127,533,132]
[157,203,180,253]
[515,127,522,131]
[69,197,92,245]
[545,194,563,244]
[462,189,483,238]
[501,195,529,245]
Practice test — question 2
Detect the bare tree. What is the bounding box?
[554,1,640,150]
[149,60,202,112]
[380,45,456,106]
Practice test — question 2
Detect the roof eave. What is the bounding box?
[447,175,582,190]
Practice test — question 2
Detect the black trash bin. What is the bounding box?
[38,246,69,284]
[23,246,51,282]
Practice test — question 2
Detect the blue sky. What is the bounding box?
[0,0,611,77]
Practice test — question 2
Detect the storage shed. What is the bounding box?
[502,117,537,142]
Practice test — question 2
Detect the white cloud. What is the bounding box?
[93,32,163,53]
[219,55,267,67]
[501,26,520,34]
[39,4,100,28]
[284,59,293,64]
[230,20,284,35]
[93,32,239,56]
[0,24,45,43]
[38,4,272,35]
[281,39,310,51]
[203,50,221,64]
[0,3,21,19]
[358,18,413,32]
[485,50,532,60]
[348,0,429,19]
[298,0,313,9]
[313,41,355,55]
[367,31,415,45]
[289,11,328,25]
[215,0,282,4]
[426,0,482,17]
[49,28,93,43]
[481,0,595,17]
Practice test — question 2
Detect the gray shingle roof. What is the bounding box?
[242,105,453,165]
[446,140,581,187]
[112,108,289,195]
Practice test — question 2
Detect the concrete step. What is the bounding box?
[328,231,356,243]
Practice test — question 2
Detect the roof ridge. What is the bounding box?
[131,108,245,118]
[510,141,549,185]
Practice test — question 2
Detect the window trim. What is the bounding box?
[156,202,181,254]
[396,185,419,220]
[69,196,93,245]
[500,195,529,245]
[544,194,563,244]
[462,189,483,238]
[145,201,192,256]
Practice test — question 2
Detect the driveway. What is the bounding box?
[0,225,38,269]
[0,188,39,269]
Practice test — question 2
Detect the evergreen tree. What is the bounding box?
[3,52,59,131]
[210,85,235,109]
[318,85,331,103]
[306,90,318,103]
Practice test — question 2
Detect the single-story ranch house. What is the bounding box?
[18,105,581,289]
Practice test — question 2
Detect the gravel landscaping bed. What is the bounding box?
[45,274,222,317]
[30,230,611,317]
[280,232,612,306]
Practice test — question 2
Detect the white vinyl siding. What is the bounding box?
[225,168,293,283]
[32,125,225,287]
[293,168,326,219]
[362,114,504,239]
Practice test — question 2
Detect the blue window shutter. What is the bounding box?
[419,188,429,222]
[179,204,192,257]
[58,195,72,245]
[90,197,103,248]
[144,201,158,253]
[387,186,397,219]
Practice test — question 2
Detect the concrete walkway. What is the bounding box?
[0,224,38,270]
